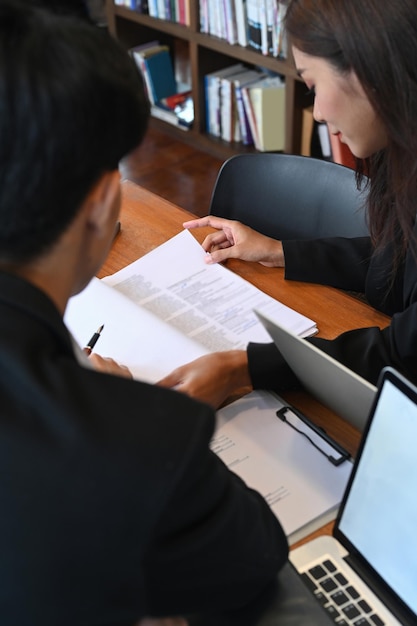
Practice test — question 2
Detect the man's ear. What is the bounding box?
[85,170,120,234]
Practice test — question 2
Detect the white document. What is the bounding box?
[214,390,353,544]
[65,277,208,382]
[65,229,316,382]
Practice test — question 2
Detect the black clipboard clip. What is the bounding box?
[276,405,351,466]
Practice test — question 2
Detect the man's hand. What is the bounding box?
[88,353,133,379]
[158,350,251,409]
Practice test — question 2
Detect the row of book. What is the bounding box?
[116,0,287,55]
[130,42,193,130]
[129,43,286,148]
[115,0,190,25]
[200,0,288,57]
[205,63,285,151]
[114,1,148,10]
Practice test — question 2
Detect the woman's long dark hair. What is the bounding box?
[285,0,417,268]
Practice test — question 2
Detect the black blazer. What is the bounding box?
[248,234,417,391]
[0,272,288,626]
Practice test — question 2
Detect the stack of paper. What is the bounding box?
[214,390,353,544]
[65,229,317,382]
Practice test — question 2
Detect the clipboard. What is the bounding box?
[276,405,351,466]
[214,389,354,544]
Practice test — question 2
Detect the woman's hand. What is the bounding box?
[183,216,285,267]
[157,350,252,409]
[88,353,133,379]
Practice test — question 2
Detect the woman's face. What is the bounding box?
[292,47,387,158]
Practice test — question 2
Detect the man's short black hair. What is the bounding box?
[0,0,149,263]
[24,0,92,20]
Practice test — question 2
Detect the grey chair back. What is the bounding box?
[209,153,369,240]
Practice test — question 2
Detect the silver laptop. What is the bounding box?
[289,366,417,625]
[254,309,377,431]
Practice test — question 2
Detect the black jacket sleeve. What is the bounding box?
[247,235,417,392]
[143,401,289,616]
[309,302,417,386]
[282,236,373,291]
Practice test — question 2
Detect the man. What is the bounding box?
[0,2,288,625]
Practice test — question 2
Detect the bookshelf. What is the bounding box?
[106,1,311,160]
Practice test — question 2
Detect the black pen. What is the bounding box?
[83,324,104,356]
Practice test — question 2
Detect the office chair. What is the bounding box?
[209,153,369,240]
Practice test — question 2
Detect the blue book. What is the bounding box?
[143,48,177,103]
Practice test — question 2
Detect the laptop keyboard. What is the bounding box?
[301,557,385,625]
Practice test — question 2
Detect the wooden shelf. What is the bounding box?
[106,1,307,160]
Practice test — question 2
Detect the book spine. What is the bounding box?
[265,0,275,55]
[224,0,237,44]
[142,48,177,103]
[156,0,166,18]
[207,0,215,35]
[260,0,268,55]
[204,74,211,133]
[212,75,222,137]
[232,94,242,142]
[220,77,234,142]
[241,85,260,149]
[273,1,288,58]
[199,0,209,31]
[234,0,248,47]
[249,82,285,151]
[214,0,223,38]
[164,0,171,20]
[175,0,187,24]
[235,81,255,145]
[132,52,156,104]
[246,0,262,51]
[206,72,222,136]
[219,0,227,40]
[148,0,159,17]
[184,0,190,24]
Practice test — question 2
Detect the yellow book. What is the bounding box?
[248,76,286,152]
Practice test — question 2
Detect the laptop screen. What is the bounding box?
[336,368,417,619]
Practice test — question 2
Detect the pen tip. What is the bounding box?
[97,324,104,333]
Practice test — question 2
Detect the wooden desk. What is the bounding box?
[101,179,390,545]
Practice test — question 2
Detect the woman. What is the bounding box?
[159,0,417,408]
